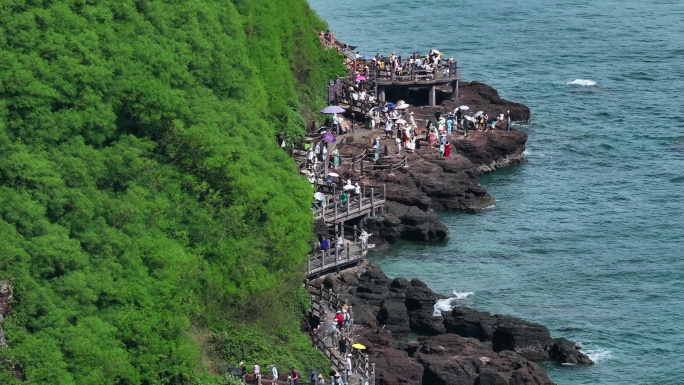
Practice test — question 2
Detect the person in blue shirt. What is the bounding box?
[320,236,330,252]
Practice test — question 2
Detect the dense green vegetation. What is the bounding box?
[0,0,344,383]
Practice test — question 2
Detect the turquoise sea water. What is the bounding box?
[308,0,684,384]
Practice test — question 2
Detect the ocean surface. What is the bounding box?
[308,0,684,384]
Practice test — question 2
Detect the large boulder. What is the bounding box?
[412,334,554,385]
[444,307,553,361]
[548,338,594,365]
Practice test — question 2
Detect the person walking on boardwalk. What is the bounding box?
[270,364,279,385]
[254,363,260,379]
[345,354,353,377]
[428,128,436,149]
[335,310,344,329]
[445,141,451,159]
[332,148,340,168]
[338,333,347,355]
[331,324,340,348]
[320,236,330,253]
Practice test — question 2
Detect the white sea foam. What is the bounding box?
[433,291,474,316]
[567,79,597,86]
[583,347,613,363]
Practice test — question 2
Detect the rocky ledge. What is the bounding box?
[335,81,529,244]
[312,264,592,385]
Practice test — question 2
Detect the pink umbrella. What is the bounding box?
[355,75,366,81]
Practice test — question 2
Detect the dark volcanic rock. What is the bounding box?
[548,338,595,365]
[413,334,554,385]
[444,307,552,361]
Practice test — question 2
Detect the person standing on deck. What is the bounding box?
[254,363,260,379]
[320,236,330,253]
[354,183,361,200]
[346,354,353,377]
[445,141,451,159]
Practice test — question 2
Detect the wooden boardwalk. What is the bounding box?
[307,241,367,278]
[314,185,386,224]
[307,283,375,385]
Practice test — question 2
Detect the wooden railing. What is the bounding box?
[306,283,375,385]
[307,241,367,277]
[313,185,386,223]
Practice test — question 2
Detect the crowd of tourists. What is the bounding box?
[234,304,354,385]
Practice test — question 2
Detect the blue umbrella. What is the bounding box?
[321,105,346,114]
[385,103,396,109]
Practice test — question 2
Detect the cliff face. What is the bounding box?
[0,1,341,382]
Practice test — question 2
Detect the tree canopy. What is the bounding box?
[0,0,344,383]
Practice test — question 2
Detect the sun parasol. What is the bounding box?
[300,169,312,175]
[343,184,355,190]
[464,115,475,122]
[457,105,470,111]
[395,104,410,110]
[321,105,346,114]
[395,119,407,125]
[321,133,336,143]
[355,75,366,81]
[384,103,397,109]
[351,343,366,350]
[314,192,325,201]
[474,111,484,118]
[327,172,339,177]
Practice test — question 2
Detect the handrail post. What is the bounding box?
[370,188,375,217]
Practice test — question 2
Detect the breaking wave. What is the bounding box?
[433,291,474,316]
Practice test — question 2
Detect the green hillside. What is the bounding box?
[0,0,343,383]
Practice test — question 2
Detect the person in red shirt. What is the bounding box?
[290,367,300,383]
[334,310,344,329]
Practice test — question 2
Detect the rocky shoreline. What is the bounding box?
[311,80,593,384]
[311,264,593,385]
[333,80,529,244]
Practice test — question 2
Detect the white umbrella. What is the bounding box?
[328,172,339,177]
[395,119,407,125]
[464,115,475,122]
[300,169,312,175]
[321,105,346,114]
[395,104,410,110]
[474,111,484,118]
[457,105,470,111]
[343,184,355,190]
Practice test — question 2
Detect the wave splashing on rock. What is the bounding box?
[433,291,474,316]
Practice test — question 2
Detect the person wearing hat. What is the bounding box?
[345,353,353,377]
[334,310,344,329]
[333,372,345,385]
[317,373,325,384]
[239,361,247,380]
